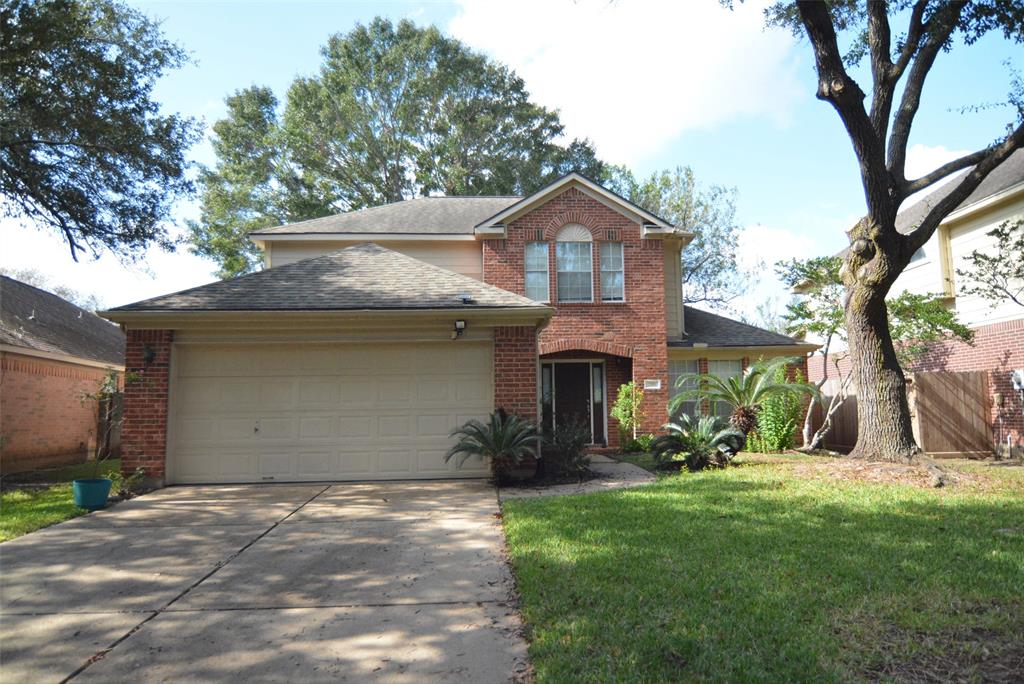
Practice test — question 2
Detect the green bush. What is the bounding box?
[747,369,805,453]
[622,433,656,453]
[446,409,539,483]
[650,415,745,471]
[542,415,591,478]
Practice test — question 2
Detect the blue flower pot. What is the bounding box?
[73,478,113,511]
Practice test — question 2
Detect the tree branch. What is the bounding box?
[867,1,894,140]
[902,146,994,195]
[797,1,890,219]
[905,122,1024,252]
[887,1,967,181]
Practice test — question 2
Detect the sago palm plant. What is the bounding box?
[650,414,745,471]
[445,409,539,483]
[669,356,816,437]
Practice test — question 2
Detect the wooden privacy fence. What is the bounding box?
[812,370,992,458]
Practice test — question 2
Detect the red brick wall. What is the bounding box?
[493,326,538,422]
[121,330,172,484]
[808,318,1024,455]
[0,352,112,474]
[483,188,669,433]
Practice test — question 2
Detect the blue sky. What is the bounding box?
[1,0,1019,317]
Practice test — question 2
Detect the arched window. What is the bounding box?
[555,224,593,302]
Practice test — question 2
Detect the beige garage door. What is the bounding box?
[169,342,493,484]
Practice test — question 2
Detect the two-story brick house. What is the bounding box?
[103,174,813,486]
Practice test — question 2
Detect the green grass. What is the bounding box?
[0,459,121,542]
[502,459,1024,682]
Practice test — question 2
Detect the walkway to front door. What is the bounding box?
[541,360,607,445]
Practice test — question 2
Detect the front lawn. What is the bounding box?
[0,459,121,542]
[502,458,1024,682]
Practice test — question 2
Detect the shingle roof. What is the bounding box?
[894,148,1024,236]
[250,196,522,236]
[0,276,124,365]
[108,243,545,313]
[669,306,807,349]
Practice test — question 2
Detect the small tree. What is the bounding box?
[779,257,974,451]
[748,367,806,453]
[670,356,816,438]
[610,381,645,445]
[956,219,1024,309]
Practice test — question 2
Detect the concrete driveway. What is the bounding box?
[0,481,530,683]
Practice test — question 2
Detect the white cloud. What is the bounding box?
[901,143,971,208]
[448,0,804,166]
[0,217,217,310]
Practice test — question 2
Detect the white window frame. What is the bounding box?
[555,224,594,303]
[600,241,624,302]
[524,241,550,302]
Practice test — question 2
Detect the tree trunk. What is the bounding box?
[844,281,919,462]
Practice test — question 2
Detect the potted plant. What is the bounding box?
[73,371,125,510]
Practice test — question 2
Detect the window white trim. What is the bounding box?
[555,240,594,303]
[600,241,624,302]
[524,241,550,303]
[555,223,593,242]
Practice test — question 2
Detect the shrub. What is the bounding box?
[747,369,805,453]
[542,414,591,478]
[446,409,539,483]
[622,433,656,453]
[650,415,745,472]
[611,381,645,447]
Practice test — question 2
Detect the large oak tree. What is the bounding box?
[0,0,199,259]
[191,18,606,278]
[766,0,1024,462]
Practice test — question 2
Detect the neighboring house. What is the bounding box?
[103,173,814,486]
[808,150,1024,457]
[1,276,125,474]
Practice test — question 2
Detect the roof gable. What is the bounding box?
[106,243,548,314]
[474,173,687,239]
[0,276,124,365]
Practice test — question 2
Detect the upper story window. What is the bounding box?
[600,242,624,301]
[524,242,549,302]
[555,224,593,302]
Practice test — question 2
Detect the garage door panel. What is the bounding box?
[298,380,340,406]
[299,417,335,439]
[377,377,412,404]
[170,342,494,483]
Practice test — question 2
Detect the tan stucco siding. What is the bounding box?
[664,242,684,339]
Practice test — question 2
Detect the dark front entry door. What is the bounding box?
[554,363,592,442]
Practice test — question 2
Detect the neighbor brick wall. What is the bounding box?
[0,352,111,474]
[121,329,172,484]
[483,188,669,434]
[808,318,1023,454]
[493,326,538,422]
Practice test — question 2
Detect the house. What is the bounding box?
[102,173,814,486]
[807,150,1024,457]
[0,276,125,474]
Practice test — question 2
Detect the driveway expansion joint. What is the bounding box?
[59,484,331,683]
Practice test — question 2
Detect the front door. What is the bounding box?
[541,361,607,445]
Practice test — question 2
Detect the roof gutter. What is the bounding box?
[100,306,555,329]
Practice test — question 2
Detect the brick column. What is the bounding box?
[493,326,539,423]
[121,329,172,487]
